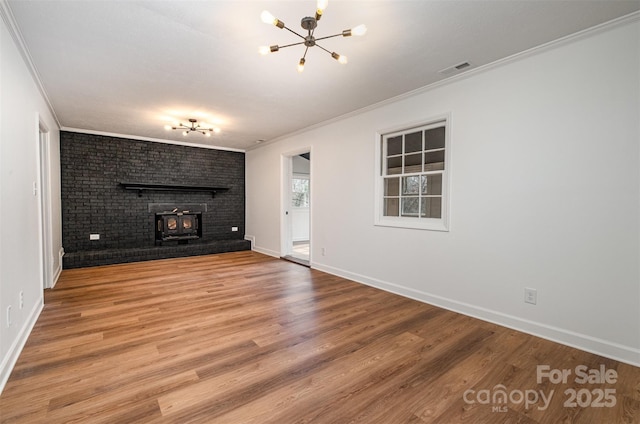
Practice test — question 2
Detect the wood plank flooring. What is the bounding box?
[1,251,638,423]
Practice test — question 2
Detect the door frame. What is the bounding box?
[37,120,52,289]
[280,147,312,262]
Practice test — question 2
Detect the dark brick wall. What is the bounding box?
[60,131,245,253]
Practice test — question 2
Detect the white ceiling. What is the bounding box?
[6,0,640,151]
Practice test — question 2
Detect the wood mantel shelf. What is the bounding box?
[119,182,229,198]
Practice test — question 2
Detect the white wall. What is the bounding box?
[246,19,640,365]
[0,3,62,392]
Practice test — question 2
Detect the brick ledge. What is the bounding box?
[62,239,251,269]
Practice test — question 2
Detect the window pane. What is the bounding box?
[292,193,308,207]
[292,178,309,207]
[421,174,442,195]
[387,156,402,175]
[404,153,422,174]
[384,177,400,196]
[420,197,442,218]
[401,197,419,217]
[379,120,448,229]
[384,198,399,216]
[424,150,445,171]
[424,127,445,150]
[405,131,422,153]
[402,176,420,195]
[292,178,309,192]
[387,136,402,156]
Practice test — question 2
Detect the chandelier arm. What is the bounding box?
[314,33,343,42]
[278,40,307,49]
[302,45,310,60]
[283,26,306,40]
[314,43,332,55]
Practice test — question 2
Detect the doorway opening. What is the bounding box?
[282,151,310,267]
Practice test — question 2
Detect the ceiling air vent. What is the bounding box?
[439,61,472,75]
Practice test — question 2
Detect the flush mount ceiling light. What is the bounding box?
[164,119,220,137]
[259,0,366,73]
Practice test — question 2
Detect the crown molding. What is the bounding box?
[0,0,61,129]
[60,127,245,153]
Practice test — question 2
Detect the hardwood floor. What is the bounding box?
[1,251,638,423]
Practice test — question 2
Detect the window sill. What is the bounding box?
[374,216,449,232]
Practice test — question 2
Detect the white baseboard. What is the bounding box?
[245,235,281,258]
[252,245,280,258]
[51,247,64,288]
[312,262,640,367]
[0,299,44,395]
[52,263,62,288]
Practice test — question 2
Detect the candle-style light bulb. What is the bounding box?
[332,52,347,64]
[259,46,270,55]
[261,10,284,28]
[261,10,276,25]
[317,0,328,12]
[351,24,367,36]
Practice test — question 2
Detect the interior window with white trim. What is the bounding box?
[376,119,449,231]
[291,175,310,208]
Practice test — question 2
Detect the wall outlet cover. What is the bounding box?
[524,288,537,305]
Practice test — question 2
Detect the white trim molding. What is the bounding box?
[0,300,43,395]
[245,235,280,258]
[52,247,64,288]
[61,127,245,153]
[0,0,61,128]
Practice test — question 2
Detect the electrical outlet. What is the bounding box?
[524,288,537,305]
[19,291,24,309]
[6,306,12,327]
[231,227,239,232]
[90,234,100,240]
[321,247,326,256]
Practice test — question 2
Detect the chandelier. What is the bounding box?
[259,0,366,72]
[164,119,220,137]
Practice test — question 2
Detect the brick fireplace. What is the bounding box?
[60,131,250,268]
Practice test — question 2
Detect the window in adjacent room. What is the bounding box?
[375,117,450,231]
[292,175,310,208]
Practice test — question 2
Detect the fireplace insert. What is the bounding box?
[155,211,202,244]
